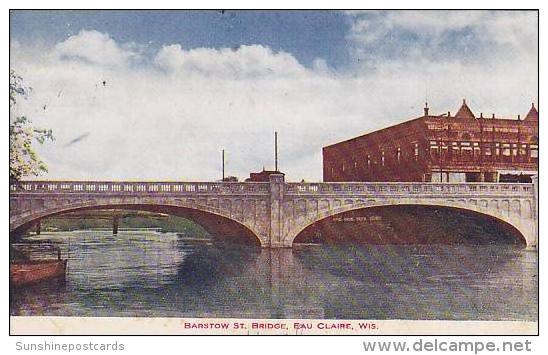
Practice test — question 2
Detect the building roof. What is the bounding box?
[454,99,476,119]
[525,103,539,121]
[252,169,283,175]
[323,99,537,150]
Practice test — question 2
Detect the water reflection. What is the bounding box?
[293,245,537,320]
[10,231,537,320]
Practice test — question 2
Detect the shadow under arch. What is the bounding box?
[11,203,262,246]
[291,204,527,247]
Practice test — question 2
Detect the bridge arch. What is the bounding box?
[287,201,532,247]
[10,200,265,247]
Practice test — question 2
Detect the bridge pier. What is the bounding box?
[35,219,41,235]
[268,174,288,248]
[113,215,119,235]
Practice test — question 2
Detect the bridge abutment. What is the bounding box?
[531,175,539,248]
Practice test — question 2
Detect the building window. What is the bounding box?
[531,145,538,158]
[366,155,371,169]
[429,141,439,160]
[512,143,518,156]
[381,151,385,166]
[472,142,480,158]
[342,163,345,172]
[502,143,511,156]
[452,142,459,159]
[414,143,419,160]
[397,147,401,162]
[520,144,527,156]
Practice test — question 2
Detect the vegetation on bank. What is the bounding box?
[41,215,211,238]
[10,70,54,183]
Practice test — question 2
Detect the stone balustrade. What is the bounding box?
[10,181,270,195]
[11,180,532,197]
[285,182,532,196]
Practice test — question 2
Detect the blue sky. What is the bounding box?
[10,10,538,181]
[11,10,351,68]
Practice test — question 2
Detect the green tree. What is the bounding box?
[10,70,54,183]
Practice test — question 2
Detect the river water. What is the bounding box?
[10,230,538,321]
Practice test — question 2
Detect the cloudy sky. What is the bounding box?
[10,10,538,182]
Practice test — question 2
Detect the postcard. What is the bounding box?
[9,9,538,336]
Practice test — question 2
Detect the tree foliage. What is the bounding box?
[10,70,54,182]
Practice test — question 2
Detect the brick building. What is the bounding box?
[245,169,285,182]
[323,100,538,183]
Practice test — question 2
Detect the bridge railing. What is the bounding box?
[10,181,534,197]
[9,181,270,195]
[285,182,534,196]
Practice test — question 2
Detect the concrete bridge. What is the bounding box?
[9,175,538,248]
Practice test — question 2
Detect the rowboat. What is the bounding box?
[10,260,67,287]
[10,243,67,288]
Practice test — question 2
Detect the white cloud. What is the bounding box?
[54,30,138,67]
[154,44,306,78]
[10,14,538,182]
[346,10,538,64]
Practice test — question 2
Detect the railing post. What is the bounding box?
[269,174,285,248]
